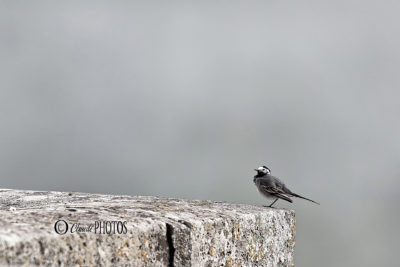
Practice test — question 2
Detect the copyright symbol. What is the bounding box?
[54,220,69,235]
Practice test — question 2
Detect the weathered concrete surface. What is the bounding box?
[0,189,295,266]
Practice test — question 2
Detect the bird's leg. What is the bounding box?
[268,198,278,208]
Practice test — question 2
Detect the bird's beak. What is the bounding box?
[254,169,258,171]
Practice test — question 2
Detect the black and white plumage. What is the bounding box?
[253,166,320,207]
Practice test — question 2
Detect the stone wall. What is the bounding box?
[0,189,295,266]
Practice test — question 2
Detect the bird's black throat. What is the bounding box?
[254,172,266,178]
[253,172,266,182]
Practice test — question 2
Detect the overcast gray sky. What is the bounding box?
[1,1,400,266]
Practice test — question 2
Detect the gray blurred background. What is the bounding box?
[1,1,399,266]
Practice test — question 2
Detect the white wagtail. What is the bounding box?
[253,165,320,207]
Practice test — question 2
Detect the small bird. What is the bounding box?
[253,165,320,207]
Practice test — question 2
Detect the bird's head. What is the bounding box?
[254,165,271,176]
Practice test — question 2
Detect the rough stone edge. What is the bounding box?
[0,189,295,266]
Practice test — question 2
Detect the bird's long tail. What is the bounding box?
[291,193,320,205]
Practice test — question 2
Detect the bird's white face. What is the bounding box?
[256,166,270,174]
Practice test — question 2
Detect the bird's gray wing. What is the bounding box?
[259,178,293,203]
[270,176,320,205]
